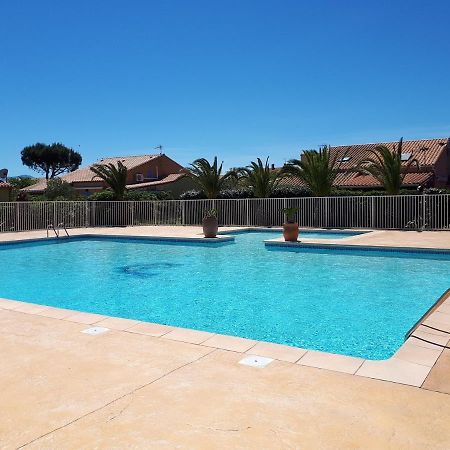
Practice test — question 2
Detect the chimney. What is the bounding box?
[271,163,275,170]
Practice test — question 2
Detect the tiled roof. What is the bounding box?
[127,173,186,189]
[327,138,449,170]
[23,171,187,193]
[62,154,161,183]
[0,182,11,189]
[334,171,434,188]
[21,179,47,192]
[281,137,448,190]
[281,170,434,189]
[22,154,162,192]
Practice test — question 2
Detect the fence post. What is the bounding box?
[422,194,427,229]
[92,202,96,228]
[131,201,135,226]
[182,201,185,226]
[52,202,56,228]
[15,202,19,231]
[85,202,89,228]
[371,197,376,229]
[246,199,250,226]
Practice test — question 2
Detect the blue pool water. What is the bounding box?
[1,232,450,359]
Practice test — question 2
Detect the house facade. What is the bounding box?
[22,153,196,198]
[282,138,450,190]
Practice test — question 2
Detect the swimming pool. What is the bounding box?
[1,231,449,360]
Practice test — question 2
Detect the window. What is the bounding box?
[401,153,411,161]
[337,156,351,162]
[145,167,159,180]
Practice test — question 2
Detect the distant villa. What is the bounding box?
[280,137,450,190]
[22,153,195,198]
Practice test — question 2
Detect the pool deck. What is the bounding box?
[1,226,450,448]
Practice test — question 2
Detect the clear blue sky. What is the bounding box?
[1,0,450,176]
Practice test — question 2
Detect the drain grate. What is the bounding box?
[239,355,274,368]
[81,326,109,335]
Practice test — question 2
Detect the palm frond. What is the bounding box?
[281,145,344,196]
[91,161,128,200]
[186,157,236,198]
[355,138,418,195]
[237,157,284,198]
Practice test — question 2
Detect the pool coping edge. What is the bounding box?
[0,292,448,389]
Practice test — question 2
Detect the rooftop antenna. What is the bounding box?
[154,145,163,155]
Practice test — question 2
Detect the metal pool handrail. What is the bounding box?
[46,223,58,238]
[57,222,69,237]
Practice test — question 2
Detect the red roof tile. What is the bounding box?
[22,154,163,192]
[281,137,448,189]
[327,138,449,170]
[62,154,161,183]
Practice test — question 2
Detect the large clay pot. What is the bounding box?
[283,222,299,242]
[203,216,218,238]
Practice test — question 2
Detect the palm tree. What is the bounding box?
[90,161,128,200]
[357,138,418,195]
[187,157,236,198]
[282,146,343,196]
[238,157,284,198]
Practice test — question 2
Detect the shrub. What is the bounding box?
[270,186,312,198]
[423,187,450,195]
[88,189,173,201]
[218,188,254,199]
[44,178,77,200]
[87,190,116,201]
[180,190,207,200]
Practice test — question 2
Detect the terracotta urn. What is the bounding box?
[203,216,218,238]
[283,222,299,242]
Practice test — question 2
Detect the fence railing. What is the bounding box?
[1,195,449,233]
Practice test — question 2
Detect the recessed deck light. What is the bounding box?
[81,326,109,335]
[239,355,274,368]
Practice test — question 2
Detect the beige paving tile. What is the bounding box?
[394,341,443,367]
[437,301,450,315]
[422,349,450,394]
[95,316,140,331]
[297,350,364,374]
[202,334,257,352]
[35,306,77,319]
[126,321,174,337]
[64,311,106,324]
[414,323,449,337]
[409,329,450,350]
[426,311,450,326]
[356,358,431,387]
[13,302,48,314]
[0,310,211,448]
[162,327,214,344]
[247,341,307,363]
[0,298,27,310]
[24,349,450,450]
[422,319,450,335]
